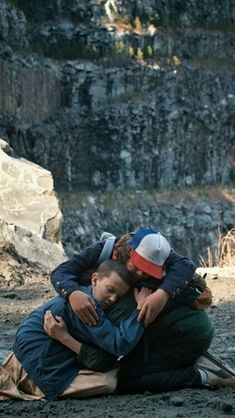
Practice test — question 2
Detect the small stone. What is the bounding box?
[208,398,233,413]
[226,347,235,353]
[2,293,17,299]
[171,396,184,406]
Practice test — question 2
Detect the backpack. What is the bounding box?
[98,232,116,264]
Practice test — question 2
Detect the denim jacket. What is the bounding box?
[13,286,144,400]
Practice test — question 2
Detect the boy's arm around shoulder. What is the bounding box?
[51,242,104,325]
[50,241,103,297]
[159,250,196,298]
[136,252,196,326]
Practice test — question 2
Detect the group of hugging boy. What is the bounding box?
[0,228,234,400]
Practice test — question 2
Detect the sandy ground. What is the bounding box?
[0,268,234,417]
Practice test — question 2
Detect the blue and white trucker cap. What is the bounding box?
[129,228,171,279]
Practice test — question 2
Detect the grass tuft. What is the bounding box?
[199,227,235,267]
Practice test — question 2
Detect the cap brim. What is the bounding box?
[131,250,163,279]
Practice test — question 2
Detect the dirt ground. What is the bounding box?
[0,266,234,418]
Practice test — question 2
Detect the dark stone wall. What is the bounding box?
[0,0,234,193]
[60,189,235,264]
[0,0,234,258]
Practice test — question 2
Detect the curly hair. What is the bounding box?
[113,233,132,264]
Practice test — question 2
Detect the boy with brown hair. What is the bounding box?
[51,228,198,325]
[49,228,234,392]
[0,260,148,400]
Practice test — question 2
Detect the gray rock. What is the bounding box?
[0,139,63,244]
[0,1,234,263]
[60,191,235,264]
[0,220,66,270]
[170,396,184,406]
[207,398,233,413]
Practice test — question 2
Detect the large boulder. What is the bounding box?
[0,220,66,273]
[0,138,62,243]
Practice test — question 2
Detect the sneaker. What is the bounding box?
[196,351,235,387]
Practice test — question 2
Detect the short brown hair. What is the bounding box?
[97,259,133,286]
[113,234,132,264]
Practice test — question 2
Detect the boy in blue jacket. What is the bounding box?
[49,228,233,392]
[0,260,147,400]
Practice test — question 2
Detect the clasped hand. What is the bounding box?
[44,310,68,340]
[135,288,170,326]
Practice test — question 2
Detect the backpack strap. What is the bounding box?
[98,236,116,264]
[100,232,116,241]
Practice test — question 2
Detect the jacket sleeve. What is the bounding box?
[159,250,196,298]
[78,344,117,372]
[74,306,145,357]
[50,242,103,298]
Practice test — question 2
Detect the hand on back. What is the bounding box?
[134,287,152,310]
[137,288,170,326]
[68,290,99,325]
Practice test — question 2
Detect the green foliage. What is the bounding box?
[133,16,142,32]
[128,46,135,57]
[115,40,125,54]
[172,55,181,67]
[147,45,153,57]
[113,14,132,25]
[101,13,132,27]
[147,11,160,25]
[136,47,144,60]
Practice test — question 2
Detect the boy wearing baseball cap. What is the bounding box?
[126,228,212,325]
[51,228,198,326]
[130,228,171,279]
[48,228,233,392]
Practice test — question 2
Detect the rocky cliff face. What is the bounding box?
[60,188,235,264]
[0,0,234,191]
[0,1,234,259]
